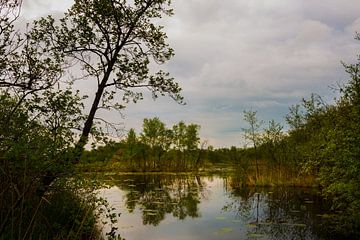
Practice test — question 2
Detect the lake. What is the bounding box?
[99,173,332,240]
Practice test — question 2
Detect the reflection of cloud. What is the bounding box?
[15,0,360,147]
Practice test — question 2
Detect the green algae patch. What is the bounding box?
[216,227,233,235]
[247,233,266,238]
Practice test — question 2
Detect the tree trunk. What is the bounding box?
[73,84,106,162]
[73,50,119,162]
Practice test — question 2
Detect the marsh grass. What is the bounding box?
[232,160,317,188]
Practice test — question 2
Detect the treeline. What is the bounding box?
[82,118,204,171]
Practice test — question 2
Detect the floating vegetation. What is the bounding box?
[104,172,117,176]
[143,209,158,213]
[247,233,266,238]
[123,179,135,182]
[247,224,257,228]
[215,227,233,235]
[145,212,157,216]
[231,220,242,223]
[257,222,273,226]
[292,223,307,227]
[282,223,307,227]
[215,216,227,220]
[318,214,335,219]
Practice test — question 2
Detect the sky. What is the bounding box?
[20,0,360,147]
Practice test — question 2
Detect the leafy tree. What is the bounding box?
[263,120,283,145]
[184,124,200,151]
[0,91,86,237]
[141,117,166,148]
[0,1,65,113]
[285,104,305,131]
[242,110,263,180]
[124,128,138,166]
[319,50,360,219]
[242,110,263,148]
[31,0,183,159]
[0,1,22,78]
[140,117,170,168]
[172,121,187,151]
[29,88,86,147]
[261,120,285,178]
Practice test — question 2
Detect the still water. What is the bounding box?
[99,173,330,240]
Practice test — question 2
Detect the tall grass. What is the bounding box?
[0,160,104,240]
[231,159,317,188]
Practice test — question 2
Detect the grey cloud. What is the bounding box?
[22,0,72,19]
[121,0,360,147]
[14,0,360,147]
[301,1,360,31]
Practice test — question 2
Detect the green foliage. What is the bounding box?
[0,92,105,239]
[0,2,103,236]
[84,117,202,172]
[242,110,263,180]
[172,121,187,151]
[239,46,360,236]
[1,0,183,238]
[233,38,360,238]
[141,117,168,149]
[30,0,183,154]
[242,110,263,148]
[30,190,100,240]
[184,124,200,151]
[81,141,123,164]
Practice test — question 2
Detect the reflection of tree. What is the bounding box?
[224,179,331,240]
[110,174,204,226]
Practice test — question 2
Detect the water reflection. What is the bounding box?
[224,183,330,240]
[105,174,206,226]
[100,174,331,240]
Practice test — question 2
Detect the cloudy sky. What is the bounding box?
[21,0,360,147]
